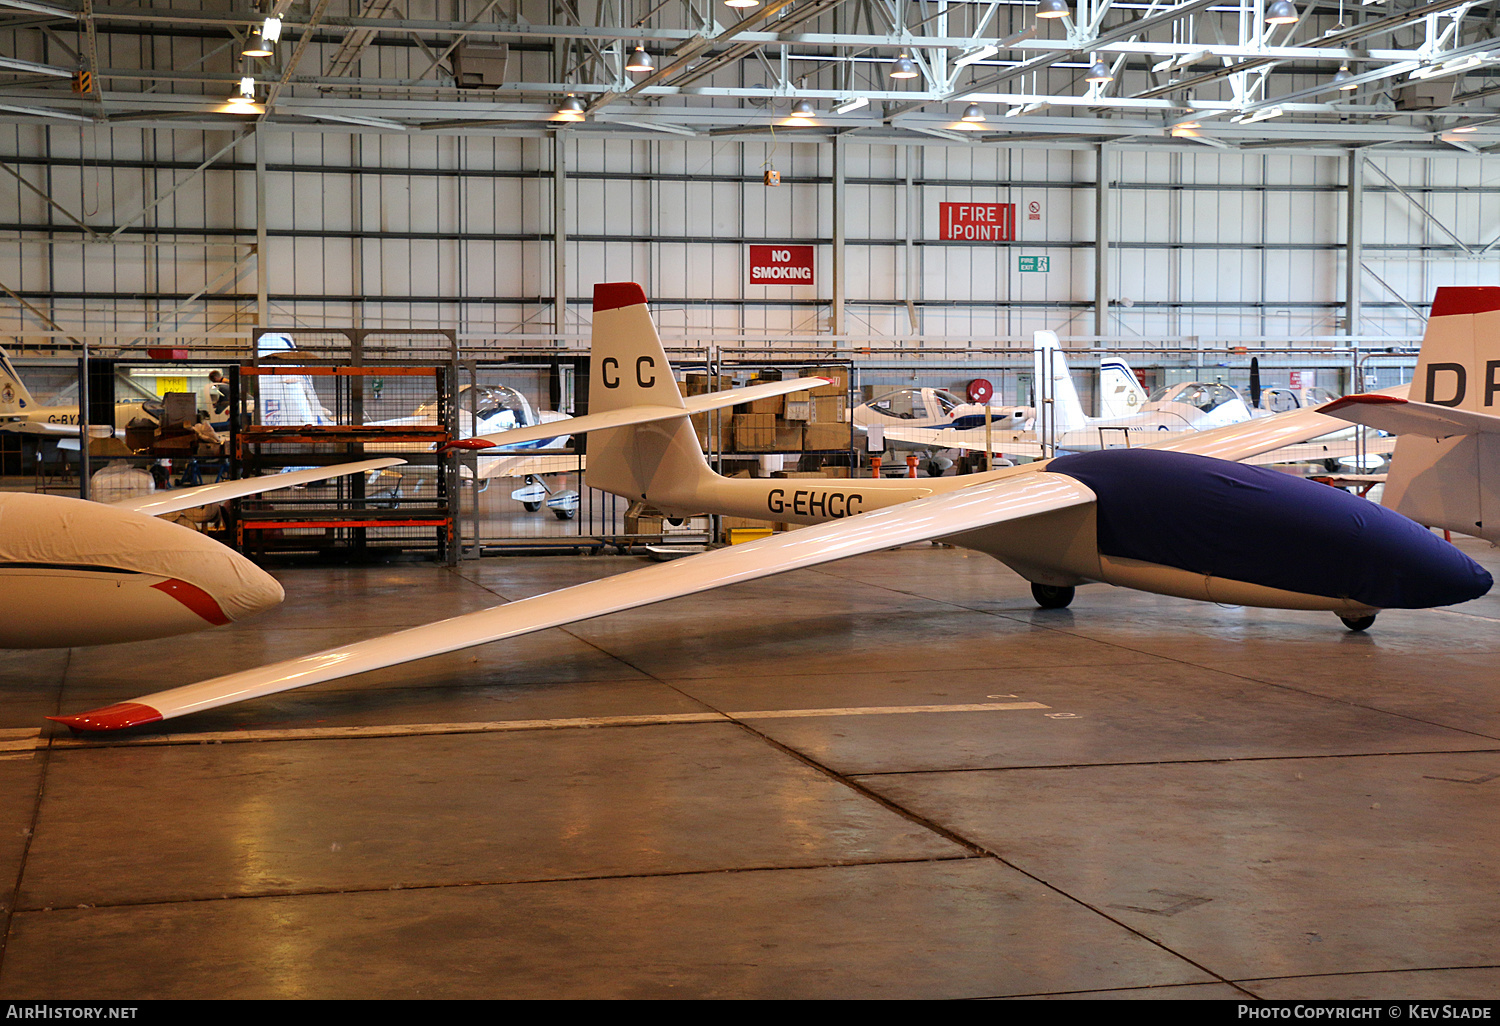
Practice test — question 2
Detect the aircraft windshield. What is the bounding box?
[931,390,964,415]
[1262,386,1339,413]
[867,388,965,419]
[1147,382,1241,412]
[471,385,536,430]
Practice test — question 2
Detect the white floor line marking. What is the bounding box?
[47,702,1051,748]
[0,729,41,760]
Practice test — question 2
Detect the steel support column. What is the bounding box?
[1347,149,1364,336]
[553,130,567,344]
[832,135,845,339]
[1095,143,1110,339]
[255,126,268,327]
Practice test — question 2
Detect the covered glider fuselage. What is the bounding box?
[50,282,1491,732]
[0,492,285,647]
[1039,448,1487,610]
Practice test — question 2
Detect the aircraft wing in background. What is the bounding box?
[446,376,830,451]
[1322,394,1500,438]
[112,458,408,517]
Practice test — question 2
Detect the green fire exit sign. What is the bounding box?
[1018,255,1050,272]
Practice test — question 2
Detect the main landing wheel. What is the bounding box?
[553,507,576,521]
[522,501,542,512]
[1031,583,1075,609]
[1339,613,1377,632]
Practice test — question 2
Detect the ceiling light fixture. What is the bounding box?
[1265,0,1299,25]
[226,76,258,112]
[556,95,586,118]
[242,29,273,58]
[1036,0,1071,18]
[1332,64,1357,90]
[790,98,816,118]
[725,0,760,7]
[889,53,919,79]
[260,16,282,44]
[961,103,986,122]
[1085,59,1113,84]
[626,46,655,73]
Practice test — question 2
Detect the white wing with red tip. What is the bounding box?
[111,458,409,517]
[52,472,1096,732]
[446,377,830,452]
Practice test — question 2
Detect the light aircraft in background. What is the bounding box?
[881,334,1258,461]
[256,333,585,517]
[854,338,1149,474]
[0,459,404,648]
[886,342,1389,470]
[0,348,155,441]
[49,283,1493,734]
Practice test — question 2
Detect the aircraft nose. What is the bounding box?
[208,549,285,622]
[153,545,284,628]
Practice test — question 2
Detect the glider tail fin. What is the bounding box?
[0,348,38,415]
[584,283,715,504]
[1033,331,1087,435]
[1383,286,1500,541]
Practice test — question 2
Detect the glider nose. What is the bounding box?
[201,548,285,623]
[153,545,284,629]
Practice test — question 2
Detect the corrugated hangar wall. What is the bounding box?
[2,124,1497,343]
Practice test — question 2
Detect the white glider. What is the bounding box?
[49,283,1492,732]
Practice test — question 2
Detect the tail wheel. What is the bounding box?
[553,508,576,521]
[1031,583,1075,609]
[1339,613,1377,632]
[522,501,542,512]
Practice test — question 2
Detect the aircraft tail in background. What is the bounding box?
[1032,331,1088,436]
[0,348,38,415]
[1326,286,1500,544]
[253,333,334,427]
[1098,355,1148,420]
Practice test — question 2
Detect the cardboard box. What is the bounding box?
[773,423,804,451]
[733,413,775,452]
[683,373,731,397]
[692,411,732,451]
[803,422,850,450]
[784,398,812,422]
[804,366,849,398]
[811,396,846,423]
[743,393,785,416]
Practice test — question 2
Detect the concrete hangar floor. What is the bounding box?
[2,539,1499,1000]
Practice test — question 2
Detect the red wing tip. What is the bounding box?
[48,702,164,732]
[442,439,497,451]
[593,282,648,312]
[1323,394,1408,412]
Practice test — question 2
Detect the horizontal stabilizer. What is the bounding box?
[112,458,408,517]
[1322,394,1500,439]
[445,376,830,452]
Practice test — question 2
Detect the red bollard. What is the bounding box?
[870,455,882,479]
[906,455,919,478]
